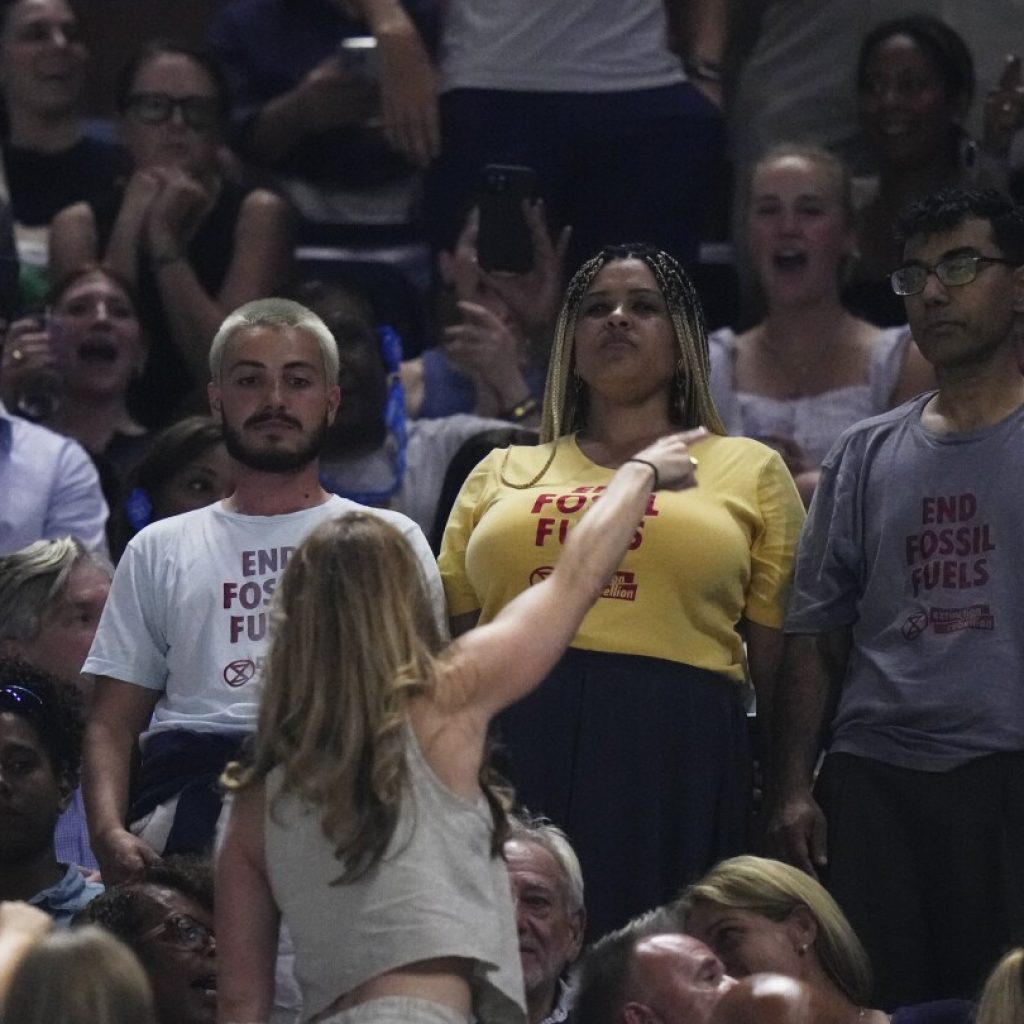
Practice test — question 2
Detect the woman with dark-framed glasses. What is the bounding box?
[78,855,217,1024]
[49,40,293,429]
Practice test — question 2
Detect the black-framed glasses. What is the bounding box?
[125,92,221,131]
[891,254,1018,296]
[137,913,215,952]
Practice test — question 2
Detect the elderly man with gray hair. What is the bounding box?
[81,298,444,886]
[0,537,112,696]
[505,815,587,1024]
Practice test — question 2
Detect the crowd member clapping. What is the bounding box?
[439,243,804,939]
[215,430,702,1023]
[0,0,124,300]
[50,40,292,428]
[678,856,974,1024]
[708,145,933,505]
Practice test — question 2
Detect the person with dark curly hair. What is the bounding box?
[769,187,1024,1007]
[77,856,216,1024]
[0,658,101,923]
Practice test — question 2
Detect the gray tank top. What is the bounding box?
[264,724,525,1024]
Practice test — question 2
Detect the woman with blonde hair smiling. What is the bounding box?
[216,426,700,1024]
[678,855,974,1022]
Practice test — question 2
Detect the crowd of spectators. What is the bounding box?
[2,1,1024,1023]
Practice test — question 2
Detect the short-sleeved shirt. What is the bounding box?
[786,394,1024,770]
[439,434,804,682]
[84,495,444,747]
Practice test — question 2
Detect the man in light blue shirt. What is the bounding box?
[0,401,108,555]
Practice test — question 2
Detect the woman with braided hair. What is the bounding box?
[439,244,806,939]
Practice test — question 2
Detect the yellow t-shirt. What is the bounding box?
[438,433,805,682]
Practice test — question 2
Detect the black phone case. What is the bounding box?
[477,164,538,273]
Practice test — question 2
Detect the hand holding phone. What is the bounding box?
[477,164,538,274]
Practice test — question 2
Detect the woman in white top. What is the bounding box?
[709,144,934,504]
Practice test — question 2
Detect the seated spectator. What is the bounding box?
[678,856,974,1023]
[78,856,216,1024]
[506,815,585,1024]
[0,537,112,867]
[976,948,1024,1024]
[0,328,108,553]
[573,909,737,1024]
[208,0,439,251]
[0,537,111,695]
[0,0,124,304]
[108,415,233,561]
[3,924,156,1024]
[709,144,933,505]
[846,15,1023,325]
[1,265,148,504]
[402,202,566,421]
[49,40,293,429]
[0,660,102,924]
[296,278,519,534]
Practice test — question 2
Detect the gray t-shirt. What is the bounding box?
[785,394,1024,771]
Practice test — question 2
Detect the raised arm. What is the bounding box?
[443,430,706,720]
[147,186,294,380]
[83,677,162,883]
[216,783,279,1024]
[764,628,850,878]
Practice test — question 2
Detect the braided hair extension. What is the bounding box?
[500,244,725,489]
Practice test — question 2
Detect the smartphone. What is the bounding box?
[477,164,538,274]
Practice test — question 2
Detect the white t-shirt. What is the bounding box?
[440,0,685,93]
[84,496,444,746]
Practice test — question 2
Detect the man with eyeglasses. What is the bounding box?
[768,186,1024,1008]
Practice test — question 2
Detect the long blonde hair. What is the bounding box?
[224,513,453,879]
[675,855,873,1007]
[976,948,1024,1024]
[505,244,724,488]
[4,927,156,1024]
